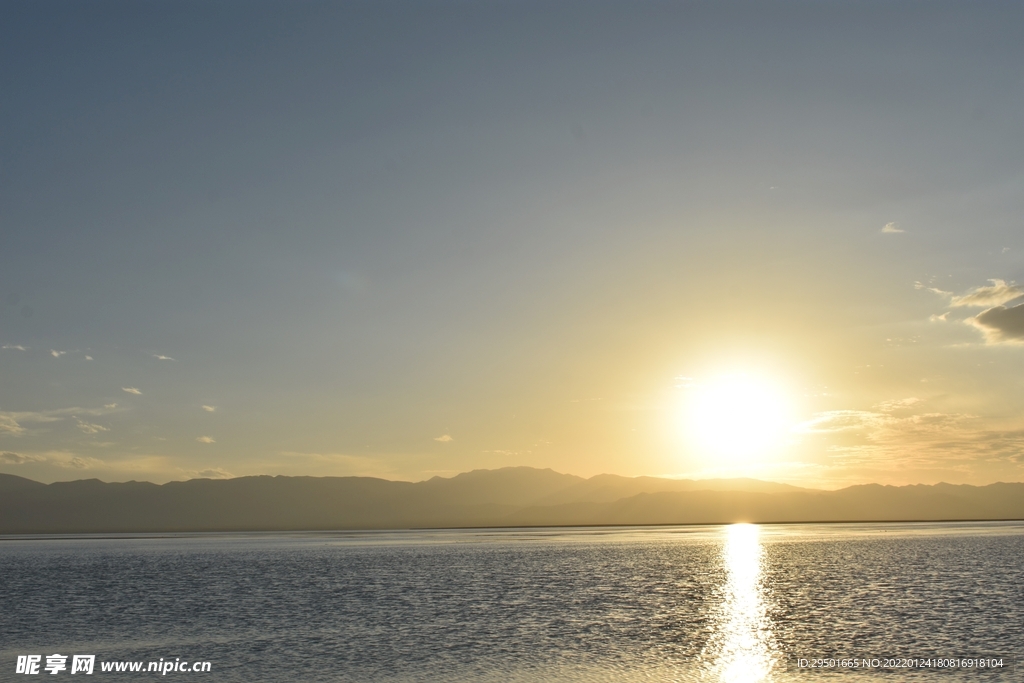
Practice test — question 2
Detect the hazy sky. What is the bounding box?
[3,1,1024,487]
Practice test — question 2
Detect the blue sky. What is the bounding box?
[3,1,1024,486]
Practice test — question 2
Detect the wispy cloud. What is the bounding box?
[0,415,26,435]
[881,221,904,234]
[278,451,388,477]
[2,344,27,351]
[434,434,453,442]
[914,281,952,297]
[1,452,179,480]
[180,467,233,479]
[57,456,104,469]
[816,424,1024,471]
[76,420,110,435]
[153,354,176,361]
[789,405,1024,478]
[950,279,1023,308]
[85,355,93,361]
[873,397,922,412]
[201,405,217,412]
[794,408,973,437]
[122,387,142,395]
[50,350,66,358]
[795,410,881,434]
[196,436,215,444]
[0,410,65,436]
[0,451,45,465]
[0,404,122,437]
[0,450,105,471]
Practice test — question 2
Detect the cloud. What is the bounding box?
[795,410,881,434]
[85,355,93,361]
[0,411,63,435]
[1003,247,1011,254]
[0,451,45,465]
[791,407,1019,475]
[182,467,233,479]
[154,354,176,361]
[278,451,388,477]
[76,420,109,435]
[922,280,1024,344]
[434,434,453,442]
[968,302,1024,343]
[196,436,216,444]
[881,222,904,234]
[914,281,952,297]
[795,408,971,437]
[50,350,66,358]
[59,456,103,469]
[2,344,27,351]
[874,397,922,412]
[201,405,217,412]
[0,415,25,435]
[0,404,121,437]
[0,450,103,470]
[0,450,93,468]
[104,403,117,409]
[950,279,1023,308]
[122,387,142,395]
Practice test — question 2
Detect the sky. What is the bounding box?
[2,0,1024,488]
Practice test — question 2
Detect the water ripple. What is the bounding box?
[1,522,1020,681]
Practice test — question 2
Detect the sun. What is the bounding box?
[681,373,792,464]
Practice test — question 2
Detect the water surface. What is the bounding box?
[2,522,1020,681]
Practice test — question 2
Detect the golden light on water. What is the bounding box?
[682,374,793,465]
[710,524,777,683]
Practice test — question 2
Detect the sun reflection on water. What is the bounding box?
[709,524,777,683]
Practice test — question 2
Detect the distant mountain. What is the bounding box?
[1,467,1022,533]
[534,473,808,506]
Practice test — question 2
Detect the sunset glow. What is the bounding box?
[2,2,1023,492]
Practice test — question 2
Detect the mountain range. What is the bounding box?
[2,467,1022,533]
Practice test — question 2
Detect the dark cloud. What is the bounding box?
[971,302,1024,342]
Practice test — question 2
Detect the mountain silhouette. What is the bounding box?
[1,467,1021,533]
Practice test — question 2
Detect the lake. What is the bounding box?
[1,522,1021,681]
